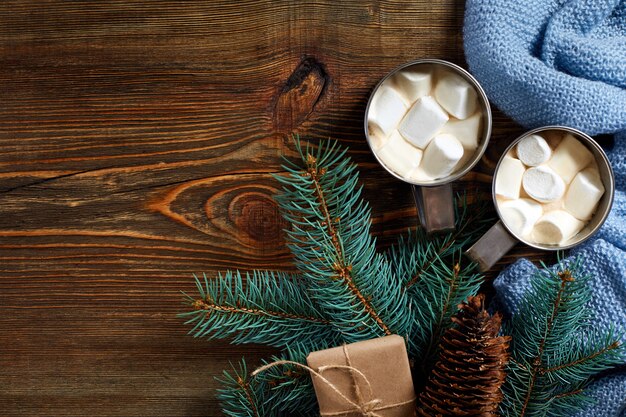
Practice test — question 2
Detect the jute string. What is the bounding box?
[252,344,415,417]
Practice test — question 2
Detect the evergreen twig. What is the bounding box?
[181,270,341,348]
[500,259,625,417]
[274,137,414,342]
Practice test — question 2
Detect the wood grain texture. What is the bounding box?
[0,1,554,416]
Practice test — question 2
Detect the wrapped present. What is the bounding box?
[306,335,416,417]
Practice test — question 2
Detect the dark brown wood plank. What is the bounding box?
[0,1,550,416]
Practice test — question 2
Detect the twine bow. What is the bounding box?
[252,344,415,417]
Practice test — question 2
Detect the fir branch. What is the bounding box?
[217,360,264,417]
[219,345,323,417]
[401,194,492,290]
[306,152,389,334]
[253,344,323,416]
[385,195,491,362]
[500,259,626,417]
[181,270,341,349]
[541,329,623,385]
[274,137,413,342]
[415,255,484,366]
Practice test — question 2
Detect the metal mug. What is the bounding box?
[466,126,615,272]
[364,59,492,233]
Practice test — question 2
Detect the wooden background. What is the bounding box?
[0,1,552,416]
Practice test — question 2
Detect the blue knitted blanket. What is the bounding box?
[464,0,626,416]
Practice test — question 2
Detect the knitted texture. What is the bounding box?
[464,1,626,415]
[464,0,626,134]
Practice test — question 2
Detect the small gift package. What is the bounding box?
[306,335,416,417]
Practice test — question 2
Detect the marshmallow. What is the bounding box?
[433,72,479,119]
[399,96,449,149]
[367,128,386,150]
[453,147,477,172]
[495,156,526,200]
[420,134,464,179]
[499,198,543,237]
[564,167,605,220]
[532,210,585,245]
[547,134,594,183]
[516,134,552,166]
[367,85,409,138]
[522,166,566,203]
[439,112,482,150]
[392,70,431,103]
[376,130,423,176]
[407,166,433,183]
[541,199,564,213]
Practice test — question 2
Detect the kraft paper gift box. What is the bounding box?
[306,335,417,417]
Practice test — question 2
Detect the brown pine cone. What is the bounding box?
[417,294,510,416]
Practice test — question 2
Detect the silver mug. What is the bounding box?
[466,126,615,271]
[364,59,492,233]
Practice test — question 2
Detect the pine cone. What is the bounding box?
[417,294,510,416]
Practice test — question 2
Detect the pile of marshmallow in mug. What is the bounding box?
[367,67,482,181]
[495,132,604,245]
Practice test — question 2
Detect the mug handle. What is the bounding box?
[465,220,518,272]
[411,184,456,234]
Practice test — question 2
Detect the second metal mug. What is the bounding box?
[466,126,615,271]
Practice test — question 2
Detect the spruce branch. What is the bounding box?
[217,360,265,417]
[219,345,322,417]
[274,137,413,342]
[399,193,492,290]
[500,259,626,417]
[386,195,492,363]
[181,270,341,348]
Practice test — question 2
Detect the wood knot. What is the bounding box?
[230,192,285,242]
[274,57,329,133]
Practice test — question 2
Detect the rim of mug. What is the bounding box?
[491,125,615,251]
[363,58,493,187]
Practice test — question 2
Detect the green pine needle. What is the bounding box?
[273,137,414,342]
[180,270,341,348]
[218,344,323,417]
[500,258,625,417]
[217,360,266,417]
[385,194,492,364]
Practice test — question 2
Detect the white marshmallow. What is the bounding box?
[522,166,566,203]
[420,134,464,179]
[367,85,409,139]
[532,210,584,245]
[399,96,449,149]
[547,134,594,183]
[495,156,526,200]
[440,112,482,150]
[499,198,543,237]
[376,130,423,176]
[367,127,386,151]
[541,199,564,213]
[516,134,552,166]
[407,166,433,183]
[392,70,431,103]
[453,147,477,172]
[564,167,605,220]
[433,72,478,119]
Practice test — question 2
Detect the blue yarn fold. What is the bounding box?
[464,1,626,415]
